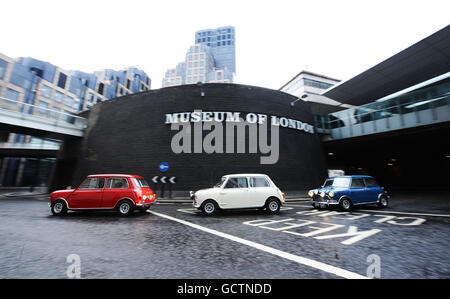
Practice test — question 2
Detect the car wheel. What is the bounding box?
[118,200,134,216]
[339,198,352,212]
[51,200,68,216]
[202,200,217,216]
[266,198,280,214]
[378,196,389,208]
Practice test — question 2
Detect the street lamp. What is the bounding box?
[290,93,308,107]
[197,81,205,97]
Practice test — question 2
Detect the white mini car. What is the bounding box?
[190,174,285,215]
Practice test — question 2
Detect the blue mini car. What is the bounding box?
[308,175,389,211]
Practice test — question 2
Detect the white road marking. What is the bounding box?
[149,210,368,279]
[177,208,199,214]
[177,207,293,214]
[286,204,450,218]
[285,204,311,208]
[358,209,450,218]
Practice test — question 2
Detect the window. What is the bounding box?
[249,177,270,188]
[132,178,149,188]
[79,177,105,189]
[54,91,64,102]
[87,92,94,103]
[106,177,129,189]
[4,88,19,104]
[98,83,104,95]
[324,177,351,188]
[0,58,8,79]
[351,178,365,188]
[37,100,49,115]
[65,96,74,109]
[96,96,102,103]
[303,78,334,90]
[225,177,248,188]
[57,72,67,89]
[364,178,379,187]
[39,85,52,98]
[126,79,130,89]
[50,107,61,119]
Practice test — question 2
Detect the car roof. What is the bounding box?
[223,174,269,177]
[87,174,144,179]
[328,175,373,179]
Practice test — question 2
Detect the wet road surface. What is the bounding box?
[0,195,449,278]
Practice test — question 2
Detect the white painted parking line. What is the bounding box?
[177,207,293,214]
[177,208,199,214]
[285,204,311,208]
[286,204,450,218]
[357,209,450,218]
[149,210,368,279]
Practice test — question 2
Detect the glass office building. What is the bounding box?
[0,52,151,188]
[162,26,236,87]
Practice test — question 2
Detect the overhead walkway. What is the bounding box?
[0,142,60,157]
[0,97,87,140]
[315,74,450,140]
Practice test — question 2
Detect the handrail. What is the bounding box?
[0,96,88,130]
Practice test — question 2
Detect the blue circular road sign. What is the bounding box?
[159,162,169,172]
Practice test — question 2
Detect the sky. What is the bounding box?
[1,0,449,90]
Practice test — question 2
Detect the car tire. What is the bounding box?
[202,200,218,216]
[117,200,134,216]
[51,200,68,216]
[339,198,352,212]
[266,198,281,214]
[378,196,389,208]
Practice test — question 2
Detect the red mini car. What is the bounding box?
[49,174,156,216]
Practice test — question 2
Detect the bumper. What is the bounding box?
[136,199,157,208]
[309,196,339,206]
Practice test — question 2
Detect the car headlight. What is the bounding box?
[320,192,325,198]
[328,191,335,197]
[308,190,314,197]
[314,190,319,195]
[142,195,148,200]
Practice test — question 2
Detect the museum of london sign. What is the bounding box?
[165,110,315,164]
[165,111,314,134]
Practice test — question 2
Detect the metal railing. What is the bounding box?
[0,142,60,150]
[0,96,88,131]
[315,82,450,139]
